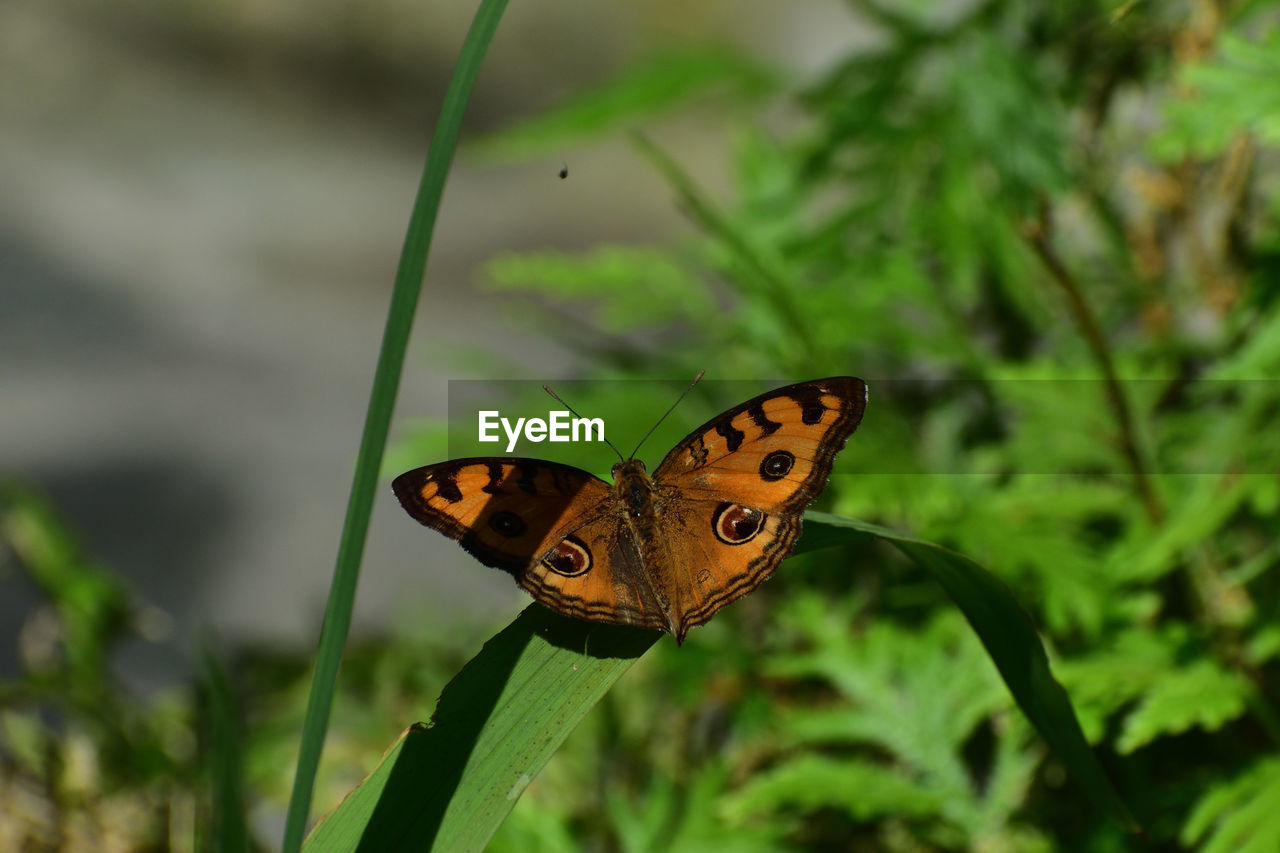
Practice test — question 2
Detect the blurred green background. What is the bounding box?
[4,0,1280,849]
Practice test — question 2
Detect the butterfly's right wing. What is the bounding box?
[393,458,668,632]
[648,377,867,641]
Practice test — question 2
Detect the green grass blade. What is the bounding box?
[303,605,658,851]
[800,511,1140,832]
[200,641,250,853]
[281,2,511,849]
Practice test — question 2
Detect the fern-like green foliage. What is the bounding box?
[735,605,1041,848]
[465,1,1280,849]
[486,246,715,332]
[1154,31,1280,159]
[1182,758,1280,853]
[1057,627,1254,750]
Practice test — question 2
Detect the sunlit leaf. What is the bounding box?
[1183,758,1280,853]
[1117,660,1251,753]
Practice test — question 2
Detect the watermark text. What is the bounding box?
[478,410,605,452]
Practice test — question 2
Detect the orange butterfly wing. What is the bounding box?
[391,459,668,632]
[649,377,867,640]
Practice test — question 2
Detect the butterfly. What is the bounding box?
[393,376,866,643]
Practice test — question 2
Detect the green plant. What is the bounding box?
[463,1,1280,849]
[0,484,202,849]
[6,1,1279,849]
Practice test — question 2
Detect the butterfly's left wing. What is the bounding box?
[650,377,866,639]
[393,458,610,572]
[393,458,670,633]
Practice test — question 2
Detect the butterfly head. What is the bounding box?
[611,459,654,519]
[610,458,648,479]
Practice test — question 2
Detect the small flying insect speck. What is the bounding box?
[558,163,568,179]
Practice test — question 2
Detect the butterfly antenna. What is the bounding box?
[626,370,706,460]
[542,383,626,463]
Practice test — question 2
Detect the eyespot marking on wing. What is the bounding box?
[759,449,795,481]
[712,502,765,545]
[542,535,592,577]
[488,510,526,538]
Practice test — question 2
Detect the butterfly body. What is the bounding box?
[394,377,866,643]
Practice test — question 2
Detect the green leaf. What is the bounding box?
[604,763,784,853]
[1053,629,1172,744]
[1154,31,1280,161]
[767,610,1008,762]
[0,482,134,679]
[1207,307,1280,379]
[282,2,513,849]
[797,512,1139,833]
[470,46,780,157]
[484,246,714,331]
[1117,659,1251,753]
[724,754,947,822]
[1182,758,1280,853]
[1113,473,1258,584]
[201,642,251,853]
[1246,625,1280,666]
[759,606,1040,841]
[303,606,658,851]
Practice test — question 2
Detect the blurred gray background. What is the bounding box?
[1,0,861,686]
